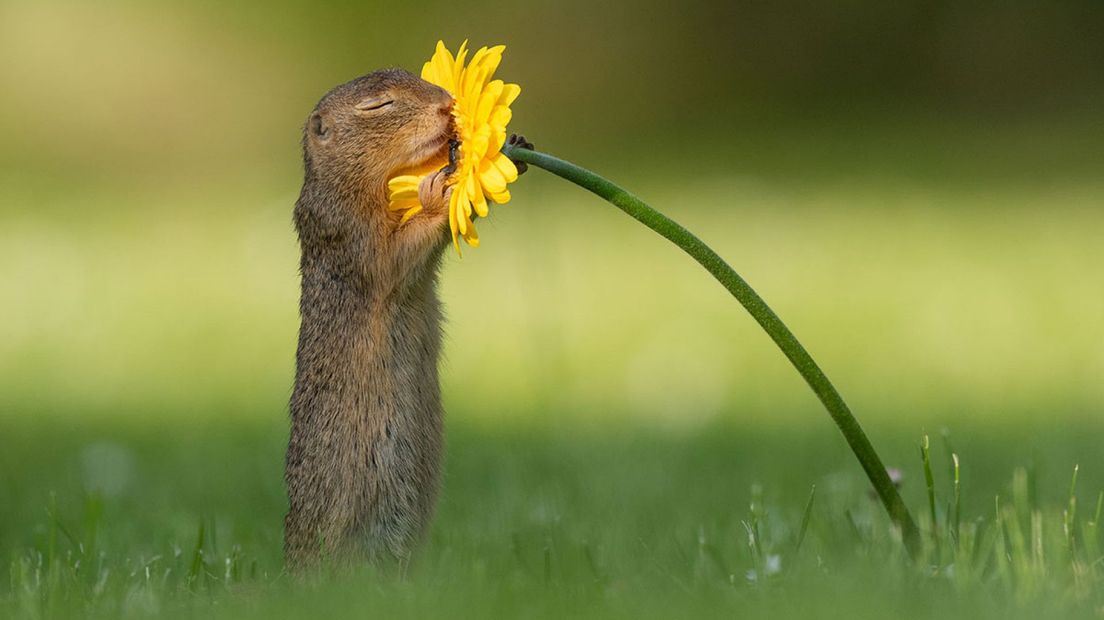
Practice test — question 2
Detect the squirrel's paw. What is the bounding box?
[417,167,452,218]
[506,134,534,176]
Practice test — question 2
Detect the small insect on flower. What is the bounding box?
[387,40,521,253]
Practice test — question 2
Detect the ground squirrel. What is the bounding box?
[284,69,458,569]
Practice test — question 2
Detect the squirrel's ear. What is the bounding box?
[309,112,329,140]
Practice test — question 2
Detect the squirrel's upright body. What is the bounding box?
[286,217,446,565]
[284,69,456,568]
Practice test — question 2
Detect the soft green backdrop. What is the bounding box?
[2,1,1103,617]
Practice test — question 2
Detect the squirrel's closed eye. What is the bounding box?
[355,98,394,112]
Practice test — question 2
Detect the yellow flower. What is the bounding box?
[387,40,521,252]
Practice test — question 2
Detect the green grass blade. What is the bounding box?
[795,485,816,555]
[921,435,939,556]
[1065,464,1079,555]
[188,521,207,590]
[952,453,961,548]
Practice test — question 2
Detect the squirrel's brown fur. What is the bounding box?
[284,69,456,569]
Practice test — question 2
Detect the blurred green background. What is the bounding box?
[2,1,1104,616]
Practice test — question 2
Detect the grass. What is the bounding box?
[3,413,1104,619]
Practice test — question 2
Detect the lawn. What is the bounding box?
[3,414,1104,619]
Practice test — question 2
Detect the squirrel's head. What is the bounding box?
[302,68,453,199]
[296,69,455,286]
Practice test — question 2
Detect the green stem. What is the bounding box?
[504,144,921,558]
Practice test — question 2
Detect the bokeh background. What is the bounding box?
[2,0,1104,603]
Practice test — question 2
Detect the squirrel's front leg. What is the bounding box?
[417,166,453,227]
[379,166,452,287]
[392,166,453,250]
[397,137,458,248]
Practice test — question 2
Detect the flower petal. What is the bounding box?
[452,40,469,91]
[463,217,480,247]
[478,159,507,195]
[491,152,519,183]
[490,105,512,130]
[426,41,456,92]
[498,83,521,106]
[476,80,504,125]
[471,183,489,218]
[472,46,504,82]
[398,205,422,224]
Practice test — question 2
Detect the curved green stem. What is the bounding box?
[504,144,921,558]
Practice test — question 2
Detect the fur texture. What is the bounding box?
[285,69,455,569]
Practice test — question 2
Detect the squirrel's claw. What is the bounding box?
[506,134,534,176]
